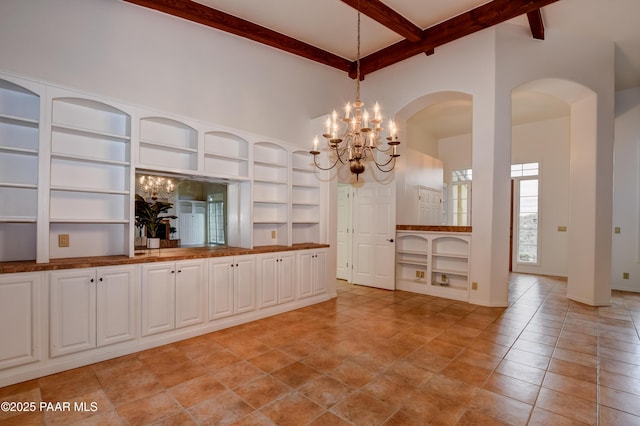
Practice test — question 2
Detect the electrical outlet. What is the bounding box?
[557,226,567,232]
[416,270,420,278]
[271,230,276,239]
[420,271,425,278]
[58,234,70,247]
[615,227,621,234]
[471,281,478,290]
[623,272,629,279]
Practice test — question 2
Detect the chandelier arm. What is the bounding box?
[372,156,398,172]
[312,153,341,171]
[371,153,398,168]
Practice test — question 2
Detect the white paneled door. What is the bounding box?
[336,184,352,281]
[352,182,396,290]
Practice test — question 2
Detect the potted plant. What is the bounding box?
[134,194,177,248]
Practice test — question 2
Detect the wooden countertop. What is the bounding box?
[396,225,472,232]
[0,243,330,274]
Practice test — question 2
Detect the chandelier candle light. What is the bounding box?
[139,175,175,201]
[310,2,400,180]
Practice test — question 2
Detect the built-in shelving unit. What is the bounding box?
[139,117,197,172]
[396,231,470,301]
[291,150,321,245]
[0,71,328,262]
[0,77,42,262]
[253,142,289,246]
[49,96,131,259]
[203,131,249,179]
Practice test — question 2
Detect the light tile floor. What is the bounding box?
[1,274,639,425]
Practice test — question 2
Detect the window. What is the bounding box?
[512,163,539,265]
[207,193,225,245]
[451,168,472,226]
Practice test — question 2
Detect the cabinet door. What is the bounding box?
[96,265,136,347]
[298,251,314,299]
[235,256,256,314]
[0,273,41,369]
[175,260,205,329]
[314,250,327,295]
[141,263,175,336]
[279,253,296,303]
[50,269,96,357]
[208,258,234,320]
[258,254,278,308]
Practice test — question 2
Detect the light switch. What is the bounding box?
[615,227,621,234]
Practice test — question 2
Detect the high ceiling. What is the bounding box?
[126,0,640,90]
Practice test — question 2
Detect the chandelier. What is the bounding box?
[310,2,400,180]
[138,175,175,201]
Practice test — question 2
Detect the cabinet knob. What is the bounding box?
[178,270,182,273]
[231,264,234,267]
[236,264,239,267]
[171,270,175,274]
[90,278,94,283]
[99,277,103,282]
[387,238,394,243]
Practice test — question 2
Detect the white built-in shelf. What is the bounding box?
[50,186,130,195]
[0,114,39,127]
[290,150,321,245]
[0,146,38,156]
[48,95,132,260]
[0,216,37,223]
[252,141,290,246]
[0,76,42,262]
[139,117,197,171]
[51,123,130,142]
[0,182,38,189]
[49,218,129,224]
[395,231,470,301]
[203,131,249,178]
[139,139,198,153]
[50,153,130,167]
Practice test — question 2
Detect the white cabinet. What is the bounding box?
[208,255,256,320]
[291,151,321,245]
[252,142,289,246]
[49,265,136,357]
[0,273,42,370]
[0,76,43,262]
[257,251,295,308]
[298,249,327,298]
[141,260,205,336]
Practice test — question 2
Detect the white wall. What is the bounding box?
[0,0,351,144]
[395,147,443,225]
[612,86,640,292]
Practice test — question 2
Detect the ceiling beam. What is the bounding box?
[527,9,545,39]
[123,0,353,73]
[358,0,560,77]
[339,0,423,42]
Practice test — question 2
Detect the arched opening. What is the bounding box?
[511,78,608,305]
[396,91,473,226]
